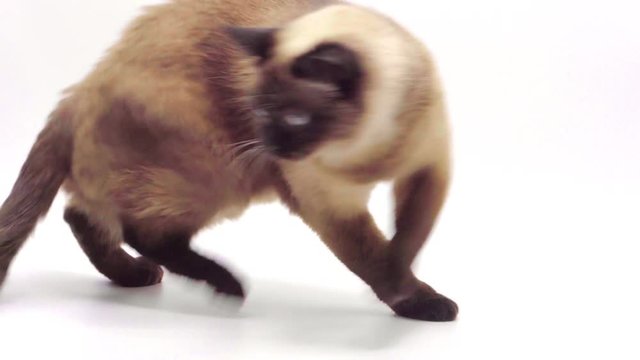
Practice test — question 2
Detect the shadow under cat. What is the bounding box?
[1,271,456,351]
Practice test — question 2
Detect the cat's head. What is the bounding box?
[227,5,432,167]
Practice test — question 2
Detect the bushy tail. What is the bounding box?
[0,116,72,287]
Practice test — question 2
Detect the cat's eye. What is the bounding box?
[253,109,271,123]
[290,44,362,100]
[291,58,319,79]
[254,109,269,117]
[284,113,311,127]
[291,58,340,83]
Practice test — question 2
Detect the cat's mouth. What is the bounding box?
[264,142,311,161]
[256,122,316,161]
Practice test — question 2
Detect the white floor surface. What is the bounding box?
[1,0,639,359]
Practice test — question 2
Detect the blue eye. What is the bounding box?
[284,113,311,127]
[253,109,272,124]
[254,109,269,118]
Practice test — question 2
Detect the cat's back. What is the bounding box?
[63,0,338,206]
[89,0,337,74]
[70,0,339,133]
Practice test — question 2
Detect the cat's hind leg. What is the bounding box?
[122,223,245,299]
[64,207,163,287]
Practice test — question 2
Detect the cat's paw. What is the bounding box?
[0,266,8,289]
[115,257,164,288]
[392,289,458,322]
[213,274,246,300]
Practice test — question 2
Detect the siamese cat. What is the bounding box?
[0,0,457,321]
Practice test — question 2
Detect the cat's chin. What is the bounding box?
[274,153,308,161]
[267,148,312,161]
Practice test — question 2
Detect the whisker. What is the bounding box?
[229,144,256,167]
[212,139,261,161]
[232,144,266,170]
[225,139,260,149]
[228,140,261,155]
[243,145,268,171]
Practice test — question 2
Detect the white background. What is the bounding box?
[1,0,639,359]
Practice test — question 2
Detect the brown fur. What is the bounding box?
[0,107,72,286]
[0,0,457,321]
[64,207,164,287]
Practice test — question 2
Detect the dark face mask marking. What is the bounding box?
[247,43,365,160]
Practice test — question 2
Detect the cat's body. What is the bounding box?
[0,0,457,321]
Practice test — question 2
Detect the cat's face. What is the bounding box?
[228,28,365,160]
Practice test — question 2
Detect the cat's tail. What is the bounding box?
[0,110,73,288]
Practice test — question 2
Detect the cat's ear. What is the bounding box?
[291,44,363,99]
[225,27,277,60]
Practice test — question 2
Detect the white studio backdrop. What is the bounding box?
[0,1,639,359]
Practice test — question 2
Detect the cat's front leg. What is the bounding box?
[284,176,456,321]
[387,162,458,321]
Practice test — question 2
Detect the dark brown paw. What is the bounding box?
[212,274,246,300]
[0,267,7,288]
[392,291,458,322]
[112,257,164,288]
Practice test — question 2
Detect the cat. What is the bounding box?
[0,0,457,321]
